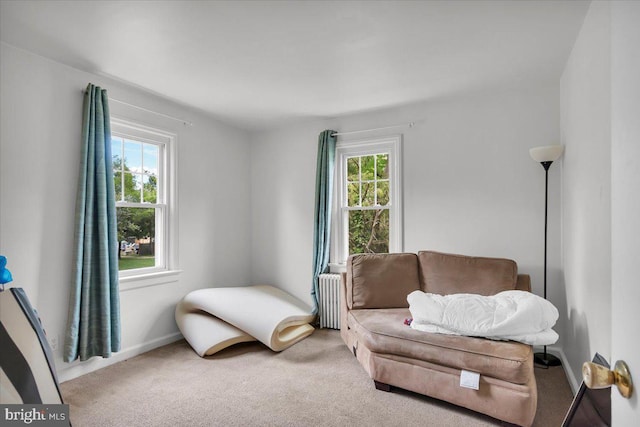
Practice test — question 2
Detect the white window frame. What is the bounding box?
[330,135,403,270]
[111,117,179,289]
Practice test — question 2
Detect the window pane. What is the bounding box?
[361,155,375,180]
[117,207,156,271]
[124,140,142,173]
[376,154,389,179]
[143,144,158,175]
[111,137,123,169]
[349,209,389,255]
[377,180,389,205]
[143,175,157,203]
[361,182,375,206]
[347,183,360,207]
[347,157,359,182]
[124,173,142,202]
[113,171,123,202]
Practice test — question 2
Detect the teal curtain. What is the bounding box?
[64,84,120,362]
[311,130,337,314]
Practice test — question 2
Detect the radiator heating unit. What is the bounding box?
[318,274,341,329]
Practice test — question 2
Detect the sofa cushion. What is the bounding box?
[347,253,421,309]
[348,308,533,384]
[418,251,517,296]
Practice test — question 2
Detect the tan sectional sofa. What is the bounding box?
[340,251,537,427]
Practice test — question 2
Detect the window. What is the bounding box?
[332,136,403,267]
[110,118,177,278]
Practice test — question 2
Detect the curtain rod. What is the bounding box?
[81,90,193,126]
[331,122,414,137]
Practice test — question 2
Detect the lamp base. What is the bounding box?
[534,352,562,367]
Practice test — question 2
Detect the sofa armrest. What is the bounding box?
[516,274,531,292]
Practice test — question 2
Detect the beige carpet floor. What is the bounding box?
[60,329,573,426]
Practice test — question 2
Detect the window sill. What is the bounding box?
[119,269,182,292]
[328,263,346,274]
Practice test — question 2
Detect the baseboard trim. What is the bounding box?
[539,345,580,395]
[555,347,580,394]
[57,332,184,383]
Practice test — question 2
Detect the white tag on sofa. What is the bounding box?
[460,370,480,390]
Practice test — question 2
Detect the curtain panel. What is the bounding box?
[64,84,121,362]
[311,130,337,314]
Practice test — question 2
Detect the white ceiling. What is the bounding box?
[0,0,589,130]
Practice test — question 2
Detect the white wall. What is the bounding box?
[250,120,328,304]
[0,43,252,380]
[250,85,562,327]
[559,1,612,390]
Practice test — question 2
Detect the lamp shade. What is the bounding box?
[529,145,564,163]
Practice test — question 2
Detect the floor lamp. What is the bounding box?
[529,145,564,367]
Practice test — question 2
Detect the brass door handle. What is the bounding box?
[582,360,633,398]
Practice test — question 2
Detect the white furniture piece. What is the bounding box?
[175,285,315,357]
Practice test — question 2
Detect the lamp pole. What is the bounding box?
[535,160,561,367]
[543,161,550,303]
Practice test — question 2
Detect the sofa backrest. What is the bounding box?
[418,251,518,296]
[346,253,420,309]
